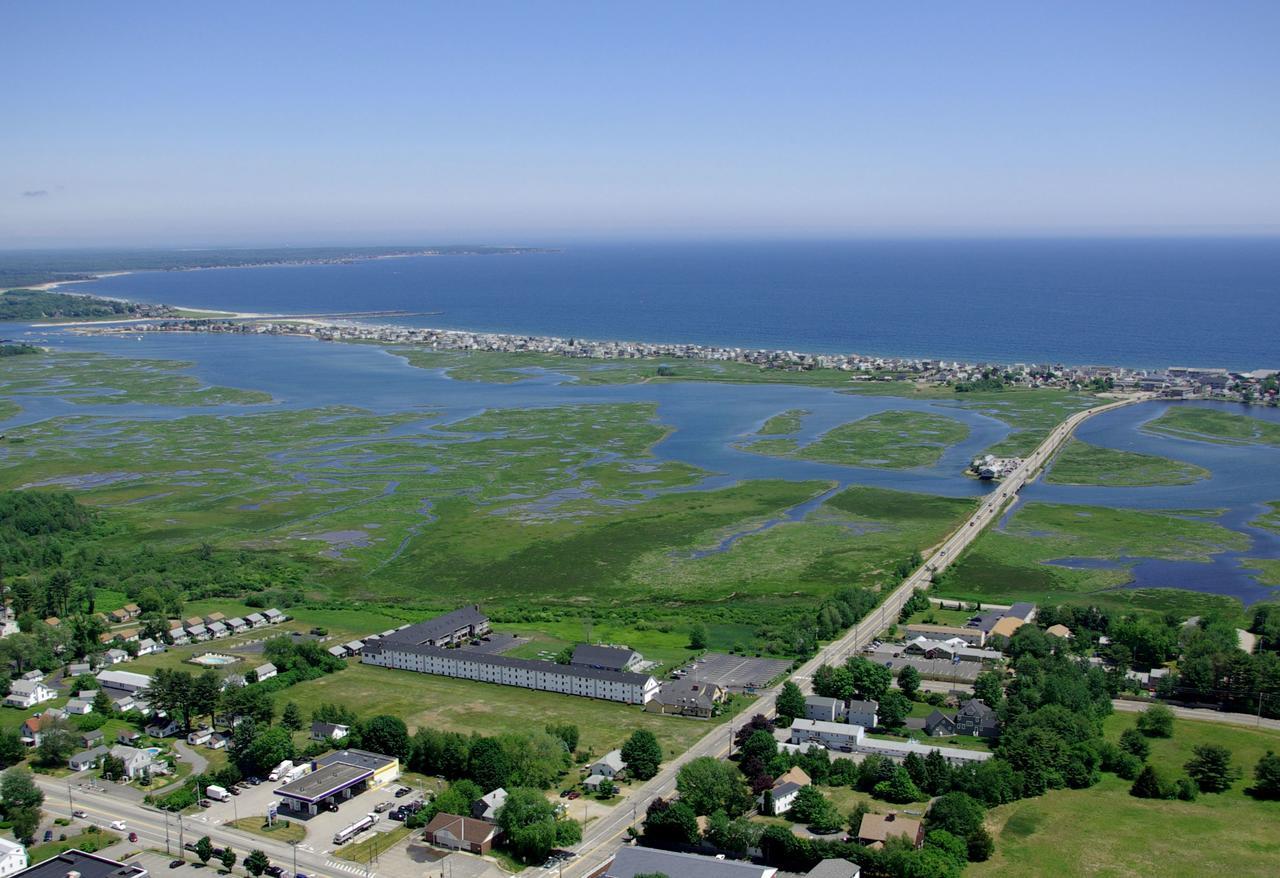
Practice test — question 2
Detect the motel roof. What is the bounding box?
[381,605,488,646]
[364,639,656,687]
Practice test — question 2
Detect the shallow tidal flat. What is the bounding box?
[936,502,1252,615]
[1045,439,1209,487]
[736,409,970,469]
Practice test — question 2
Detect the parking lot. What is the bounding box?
[679,652,791,692]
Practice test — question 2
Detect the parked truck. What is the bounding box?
[205,784,231,802]
[283,763,310,783]
[268,760,294,781]
[334,813,377,846]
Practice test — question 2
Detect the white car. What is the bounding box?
[110,820,127,831]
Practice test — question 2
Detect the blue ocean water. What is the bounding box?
[74,238,1280,369]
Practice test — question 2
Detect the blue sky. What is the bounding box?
[3,1,1279,246]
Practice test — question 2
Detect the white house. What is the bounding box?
[110,745,158,780]
[186,623,209,641]
[105,648,130,665]
[0,838,27,877]
[187,729,212,746]
[69,745,109,772]
[227,617,249,633]
[64,697,94,716]
[765,780,804,814]
[846,699,879,729]
[245,612,267,628]
[168,627,189,645]
[472,787,507,821]
[588,749,626,779]
[207,621,229,639]
[4,680,56,709]
[136,638,160,656]
[146,719,180,738]
[263,609,285,624]
[310,722,350,741]
[252,663,278,682]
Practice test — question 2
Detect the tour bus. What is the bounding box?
[333,813,377,846]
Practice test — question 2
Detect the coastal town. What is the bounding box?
[86,316,1280,403]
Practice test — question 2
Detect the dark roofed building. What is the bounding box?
[14,849,148,878]
[423,812,500,854]
[380,605,490,648]
[570,644,642,673]
[1006,602,1037,622]
[954,699,1000,738]
[923,709,957,737]
[275,748,399,814]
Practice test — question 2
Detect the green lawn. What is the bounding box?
[25,829,121,864]
[227,817,306,843]
[937,390,1102,458]
[935,502,1252,618]
[738,410,970,470]
[277,661,744,759]
[1045,440,1209,487]
[972,713,1280,878]
[1142,406,1280,447]
[335,826,411,864]
[1253,500,1280,534]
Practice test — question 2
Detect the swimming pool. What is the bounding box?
[188,652,239,667]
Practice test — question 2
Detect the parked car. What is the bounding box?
[249,777,262,786]
[170,860,184,869]
[43,831,52,843]
[566,791,580,800]
[559,789,572,798]
[198,799,211,808]
[374,802,392,813]
[265,866,284,877]
[324,801,339,812]
[394,787,410,797]
[184,843,198,853]
[388,809,405,822]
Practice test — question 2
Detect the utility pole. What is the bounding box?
[290,841,297,878]
[67,779,74,814]
[178,813,185,854]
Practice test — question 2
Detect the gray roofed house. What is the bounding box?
[69,745,110,771]
[110,745,156,779]
[327,645,348,658]
[105,648,129,665]
[311,721,350,741]
[588,749,626,778]
[924,709,957,737]
[227,617,248,632]
[845,699,879,729]
[67,662,92,678]
[570,644,642,673]
[245,612,267,627]
[806,858,861,878]
[766,780,804,813]
[955,699,1000,738]
[604,847,777,878]
[647,678,725,717]
[263,609,285,623]
[253,663,278,682]
[79,729,105,748]
[804,695,844,722]
[472,787,507,820]
[207,621,228,638]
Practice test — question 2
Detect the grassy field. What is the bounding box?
[278,662,739,758]
[738,410,970,469]
[336,825,411,864]
[1247,558,1280,586]
[972,713,1280,878]
[0,398,16,420]
[1143,406,1280,447]
[1045,439,1209,487]
[935,502,1252,618]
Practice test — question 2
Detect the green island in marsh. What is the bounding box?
[972,713,1280,878]
[757,408,810,434]
[933,502,1252,617]
[1143,406,1280,447]
[738,409,970,469]
[1046,439,1210,487]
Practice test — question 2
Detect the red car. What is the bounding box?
[566,791,580,800]
[128,833,139,843]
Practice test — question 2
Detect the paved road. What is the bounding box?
[542,394,1151,878]
[34,775,355,878]
[1111,698,1280,732]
